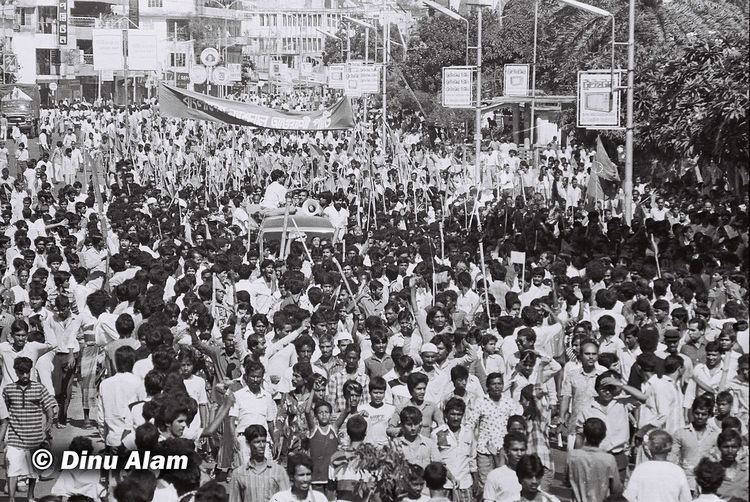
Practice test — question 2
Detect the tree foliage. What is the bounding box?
[635,32,748,165]
[322,24,380,65]
[187,16,228,52]
[336,443,414,502]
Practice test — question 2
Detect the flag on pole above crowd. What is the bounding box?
[586,135,621,206]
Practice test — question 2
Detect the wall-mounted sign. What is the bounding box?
[58,0,68,45]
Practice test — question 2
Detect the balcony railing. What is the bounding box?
[69,16,98,28]
[37,65,61,76]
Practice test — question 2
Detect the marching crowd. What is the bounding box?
[0,93,746,502]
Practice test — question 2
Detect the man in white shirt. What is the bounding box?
[624,430,691,502]
[323,196,349,239]
[229,360,278,463]
[96,346,146,448]
[650,197,669,222]
[498,164,514,195]
[261,169,288,209]
[483,431,526,501]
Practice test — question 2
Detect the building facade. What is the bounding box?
[1,0,414,101]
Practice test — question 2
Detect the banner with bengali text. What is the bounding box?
[158,84,354,130]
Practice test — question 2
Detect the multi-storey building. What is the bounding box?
[241,0,414,86]
[3,0,246,103]
[1,0,414,102]
[240,0,348,85]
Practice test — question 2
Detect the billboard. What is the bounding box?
[328,64,346,89]
[93,29,124,71]
[127,31,159,71]
[442,66,473,108]
[504,64,529,96]
[577,70,621,129]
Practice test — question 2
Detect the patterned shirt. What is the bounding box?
[228,460,289,502]
[314,356,343,380]
[3,381,57,449]
[464,395,522,455]
[326,368,369,416]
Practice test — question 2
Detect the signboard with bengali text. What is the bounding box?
[58,0,68,45]
[92,29,124,71]
[328,64,346,89]
[504,64,530,96]
[577,70,621,129]
[127,30,159,71]
[442,66,474,108]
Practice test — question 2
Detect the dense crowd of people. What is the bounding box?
[0,91,746,502]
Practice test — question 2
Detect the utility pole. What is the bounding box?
[122,0,130,152]
[364,25,369,126]
[381,0,388,157]
[173,20,178,86]
[623,0,635,224]
[473,7,483,184]
[529,0,539,155]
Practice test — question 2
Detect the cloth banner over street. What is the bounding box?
[158,84,355,130]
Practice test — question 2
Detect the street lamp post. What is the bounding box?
[382,0,389,158]
[422,1,483,181]
[530,0,615,152]
[203,0,244,97]
[473,7,482,184]
[342,15,375,63]
[343,15,376,127]
[623,0,635,225]
[557,0,633,223]
[423,0,469,65]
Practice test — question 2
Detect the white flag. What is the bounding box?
[510,251,526,265]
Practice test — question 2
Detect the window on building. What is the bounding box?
[148,0,163,6]
[36,48,60,75]
[259,14,265,26]
[170,52,186,67]
[167,20,189,41]
[16,7,34,26]
[229,20,240,37]
[37,6,57,34]
[269,14,277,26]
